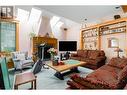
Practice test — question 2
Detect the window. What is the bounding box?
[28,8,42,24]
[17,8,29,22]
[50,16,60,28]
[55,21,63,28]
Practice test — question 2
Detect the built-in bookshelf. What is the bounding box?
[81,17,127,50]
[82,27,99,50]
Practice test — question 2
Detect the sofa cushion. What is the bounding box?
[84,69,119,89]
[16,53,26,60]
[118,65,127,85]
[70,69,119,89]
[107,58,127,69]
[77,50,87,58]
[88,50,100,59]
[99,65,122,75]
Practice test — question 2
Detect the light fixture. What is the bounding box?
[81,18,87,29]
[50,16,60,28]
[55,21,63,28]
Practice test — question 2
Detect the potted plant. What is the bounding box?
[29,32,36,39]
[47,48,58,66]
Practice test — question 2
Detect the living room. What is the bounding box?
[0,1,127,94]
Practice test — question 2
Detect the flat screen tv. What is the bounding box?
[59,41,77,51]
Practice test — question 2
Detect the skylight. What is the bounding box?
[50,16,60,28]
[28,8,42,23]
[17,8,29,22]
[55,21,64,28]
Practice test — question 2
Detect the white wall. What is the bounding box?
[101,33,127,62]
[66,23,81,49]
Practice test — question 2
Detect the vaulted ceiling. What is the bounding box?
[36,5,123,23]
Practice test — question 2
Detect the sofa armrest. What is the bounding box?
[96,56,106,67]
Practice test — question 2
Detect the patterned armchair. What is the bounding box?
[11,51,34,71]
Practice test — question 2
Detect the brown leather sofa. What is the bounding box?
[70,50,106,70]
[67,57,127,89]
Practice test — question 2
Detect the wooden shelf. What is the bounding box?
[100,25,126,32]
[84,41,97,43]
[100,31,126,36]
[82,28,97,32]
[83,35,98,38]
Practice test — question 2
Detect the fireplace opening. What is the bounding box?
[37,43,53,61]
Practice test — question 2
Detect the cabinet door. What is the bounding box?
[0,21,16,52]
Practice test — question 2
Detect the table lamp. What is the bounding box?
[114,47,123,58]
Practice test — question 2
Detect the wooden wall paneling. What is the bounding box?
[121,5,127,13]
[80,29,83,49]
[125,19,127,57]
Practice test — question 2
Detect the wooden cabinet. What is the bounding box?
[82,27,99,50]
[0,19,19,53]
[81,17,127,50]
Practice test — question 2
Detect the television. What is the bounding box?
[59,41,77,51]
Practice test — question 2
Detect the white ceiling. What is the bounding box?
[35,5,123,23]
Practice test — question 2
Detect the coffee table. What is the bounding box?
[46,59,86,80]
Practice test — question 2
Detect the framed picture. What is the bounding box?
[0,6,13,19]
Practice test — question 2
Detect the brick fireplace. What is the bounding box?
[32,37,57,61]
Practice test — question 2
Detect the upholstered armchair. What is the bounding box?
[11,51,34,71]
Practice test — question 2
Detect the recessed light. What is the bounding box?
[84,19,87,21]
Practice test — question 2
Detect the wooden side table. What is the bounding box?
[14,72,37,89]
